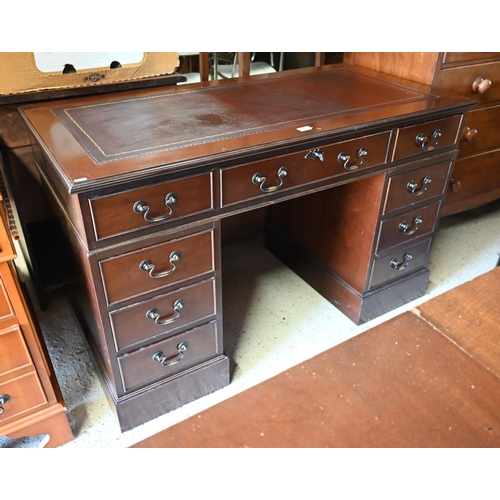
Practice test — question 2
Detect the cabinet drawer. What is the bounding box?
[369,238,432,290]
[459,104,500,157]
[0,325,32,378]
[383,160,452,215]
[221,131,391,206]
[100,229,214,305]
[0,372,48,423]
[376,202,441,254]
[110,279,217,352]
[118,321,219,391]
[90,172,213,241]
[0,274,14,322]
[443,53,499,64]
[441,150,500,216]
[393,115,462,162]
[438,61,500,105]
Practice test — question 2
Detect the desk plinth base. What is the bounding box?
[266,228,430,325]
[96,352,230,433]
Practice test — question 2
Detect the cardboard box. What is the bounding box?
[0,52,180,95]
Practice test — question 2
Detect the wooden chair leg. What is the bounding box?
[199,53,210,81]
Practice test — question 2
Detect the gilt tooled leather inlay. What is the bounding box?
[52,70,425,164]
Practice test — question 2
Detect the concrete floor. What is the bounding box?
[34,200,500,448]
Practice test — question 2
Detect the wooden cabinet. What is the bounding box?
[344,52,500,216]
[18,65,474,431]
[0,189,72,447]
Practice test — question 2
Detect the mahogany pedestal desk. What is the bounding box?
[18,65,475,431]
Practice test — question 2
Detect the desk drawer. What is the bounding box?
[376,202,441,254]
[100,229,214,305]
[0,372,48,423]
[438,60,500,105]
[221,131,391,206]
[369,238,432,290]
[393,115,462,161]
[110,279,216,352]
[459,104,500,157]
[383,160,452,215]
[90,172,213,241]
[118,321,219,391]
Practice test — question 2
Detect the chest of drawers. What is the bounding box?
[0,187,72,446]
[18,65,474,431]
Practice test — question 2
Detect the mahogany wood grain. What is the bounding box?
[18,65,475,431]
[99,229,215,305]
[375,202,441,253]
[443,52,499,64]
[345,52,500,217]
[132,308,500,448]
[90,172,214,241]
[459,104,500,157]
[369,238,432,290]
[221,131,391,207]
[109,278,216,352]
[383,159,453,215]
[437,61,500,104]
[344,52,441,86]
[392,114,462,161]
[269,174,386,294]
[118,321,219,391]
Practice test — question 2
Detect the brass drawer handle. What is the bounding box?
[152,341,188,367]
[0,394,10,415]
[146,299,185,326]
[252,166,288,193]
[415,129,441,151]
[472,77,492,95]
[390,253,413,271]
[133,192,177,223]
[399,216,422,236]
[338,147,368,171]
[407,175,432,196]
[305,149,325,161]
[139,251,181,279]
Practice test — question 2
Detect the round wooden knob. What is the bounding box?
[450,178,461,193]
[462,126,478,142]
[472,77,492,94]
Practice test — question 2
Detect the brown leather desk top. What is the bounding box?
[19,65,473,193]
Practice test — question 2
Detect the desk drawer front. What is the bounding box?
[90,173,213,241]
[100,229,214,305]
[118,321,219,391]
[383,160,452,215]
[393,115,462,161]
[110,279,216,352]
[369,238,432,290]
[438,61,500,105]
[0,372,48,423]
[376,202,441,254]
[221,131,391,206]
